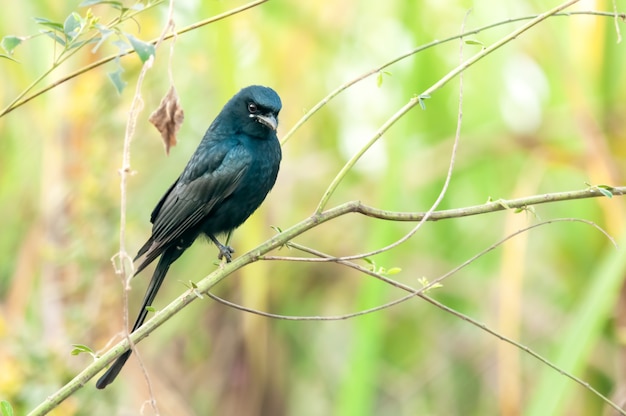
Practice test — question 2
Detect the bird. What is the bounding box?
[96,85,282,389]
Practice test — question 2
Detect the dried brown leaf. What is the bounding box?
[148,86,185,155]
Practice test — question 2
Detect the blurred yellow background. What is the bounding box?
[1,1,625,415]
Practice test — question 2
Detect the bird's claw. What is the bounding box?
[217,245,235,262]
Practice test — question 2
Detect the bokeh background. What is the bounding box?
[1,0,626,415]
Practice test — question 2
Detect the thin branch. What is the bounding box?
[281,10,624,145]
[353,186,626,222]
[261,238,625,415]
[262,218,616,269]
[314,0,581,213]
[208,291,417,321]
[0,0,269,117]
[104,2,182,415]
[0,0,166,117]
[26,185,623,415]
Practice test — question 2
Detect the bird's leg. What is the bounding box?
[209,234,235,262]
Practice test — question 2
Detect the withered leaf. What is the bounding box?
[149,85,185,155]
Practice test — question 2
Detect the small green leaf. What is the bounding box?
[1,400,14,416]
[108,66,126,93]
[126,34,155,63]
[1,36,22,55]
[597,187,613,198]
[92,24,113,52]
[34,17,64,32]
[594,184,614,198]
[363,257,374,266]
[376,71,392,88]
[418,277,443,292]
[63,12,83,42]
[465,39,484,47]
[386,267,402,275]
[41,30,66,46]
[145,306,156,313]
[70,343,95,356]
[417,94,431,110]
[270,225,283,233]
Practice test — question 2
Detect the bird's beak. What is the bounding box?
[254,114,278,131]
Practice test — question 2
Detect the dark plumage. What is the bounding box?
[96,85,282,389]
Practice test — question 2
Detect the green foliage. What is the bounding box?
[70,344,96,358]
[125,34,155,63]
[1,36,22,57]
[0,401,14,416]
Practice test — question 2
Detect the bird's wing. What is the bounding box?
[134,141,251,270]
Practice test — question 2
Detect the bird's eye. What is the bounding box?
[247,103,258,113]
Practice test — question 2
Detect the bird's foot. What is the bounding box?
[217,245,235,262]
[209,235,234,263]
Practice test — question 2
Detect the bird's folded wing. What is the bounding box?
[134,143,251,270]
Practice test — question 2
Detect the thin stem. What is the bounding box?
[0,0,165,117]
[280,10,623,145]
[266,240,625,415]
[314,0,581,213]
[0,0,268,117]
[25,185,624,415]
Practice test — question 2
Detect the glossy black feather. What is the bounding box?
[96,85,282,389]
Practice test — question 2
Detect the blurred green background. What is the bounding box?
[1,1,625,415]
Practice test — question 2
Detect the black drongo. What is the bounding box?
[96,85,282,389]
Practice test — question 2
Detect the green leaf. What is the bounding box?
[465,39,484,47]
[418,277,443,291]
[597,188,613,198]
[145,306,156,312]
[63,12,83,42]
[1,36,22,55]
[596,184,614,198]
[1,400,14,416]
[108,66,126,93]
[386,267,402,275]
[41,30,66,46]
[417,94,430,110]
[92,24,113,52]
[70,343,95,356]
[126,34,155,63]
[34,17,64,32]
[376,71,392,88]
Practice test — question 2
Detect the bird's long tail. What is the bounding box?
[95,246,182,389]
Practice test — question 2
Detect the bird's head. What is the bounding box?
[222,85,282,139]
